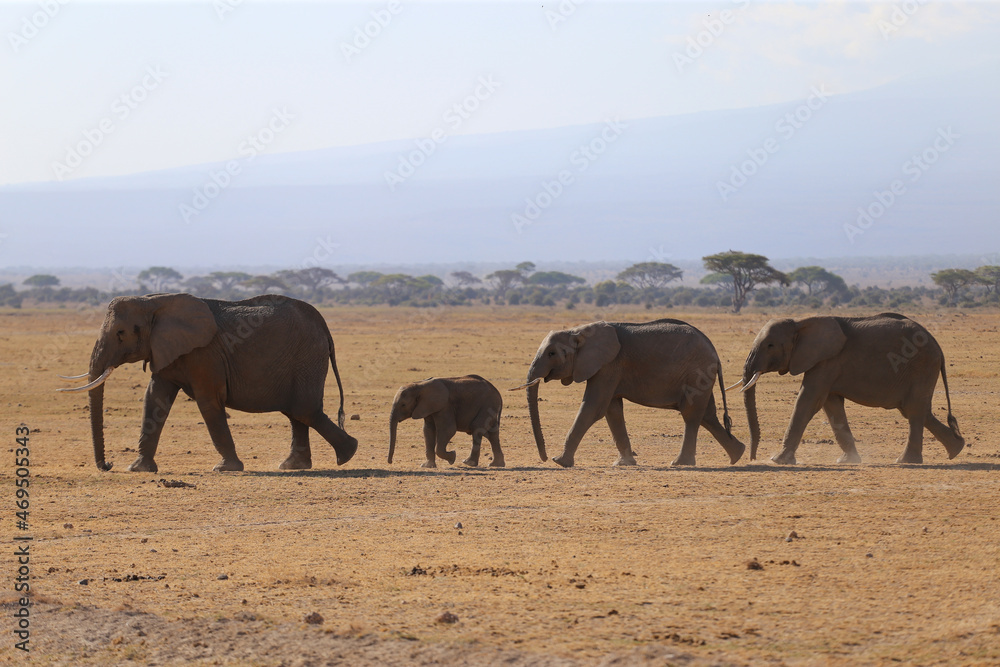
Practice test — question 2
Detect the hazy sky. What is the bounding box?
[3,1,999,186]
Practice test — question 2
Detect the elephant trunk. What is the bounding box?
[387,407,399,464]
[527,379,547,462]
[88,340,114,471]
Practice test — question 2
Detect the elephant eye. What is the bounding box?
[116,329,125,341]
[767,343,774,349]
[548,350,555,357]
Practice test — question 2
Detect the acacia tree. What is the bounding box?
[208,271,252,293]
[975,265,1000,294]
[137,266,183,292]
[787,266,847,296]
[526,271,586,287]
[276,268,344,298]
[485,269,524,303]
[347,271,383,287]
[617,262,683,289]
[242,275,289,293]
[450,271,481,288]
[932,268,977,305]
[702,251,788,313]
[23,274,60,288]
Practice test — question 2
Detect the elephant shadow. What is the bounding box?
[649,461,1000,473]
[239,465,563,479]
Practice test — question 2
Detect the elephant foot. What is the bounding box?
[335,436,358,466]
[945,438,966,459]
[438,450,457,465]
[895,451,923,464]
[488,457,505,468]
[552,454,574,468]
[671,455,695,466]
[213,458,244,472]
[771,449,798,465]
[420,460,437,469]
[462,456,480,467]
[127,456,158,473]
[725,440,746,464]
[613,454,637,466]
[836,450,862,464]
[279,455,312,470]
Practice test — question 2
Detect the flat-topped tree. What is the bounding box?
[23,274,60,288]
[932,269,977,305]
[137,267,182,293]
[617,262,683,290]
[450,271,481,288]
[702,251,788,314]
[975,265,1000,294]
[787,266,847,296]
[485,269,524,303]
[527,271,586,287]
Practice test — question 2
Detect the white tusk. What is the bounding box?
[59,372,90,380]
[57,368,113,393]
[740,372,761,392]
[725,378,744,392]
[508,377,542,392]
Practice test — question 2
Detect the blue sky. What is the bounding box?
[3,1,999,185]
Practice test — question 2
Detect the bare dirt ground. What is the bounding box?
[3,305,999,665]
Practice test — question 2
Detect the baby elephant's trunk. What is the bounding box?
[387,409,399,464]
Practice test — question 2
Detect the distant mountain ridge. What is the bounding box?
[2,63,997,268]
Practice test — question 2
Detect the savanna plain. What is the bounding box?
[3,304,999,666]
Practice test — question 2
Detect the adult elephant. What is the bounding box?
[731,312,964,464]
[519,319,745,467]
[59,293,358,473]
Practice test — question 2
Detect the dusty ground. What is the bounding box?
[2,304,999,665]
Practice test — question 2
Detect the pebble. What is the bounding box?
[350,414,361,421]
[436,611,459,624]
[78,579,89,585]
[866,553,874,558]
[304,612,324,625]
[63,523,73,529]
[455,522,463,530]
[218,574,229,580]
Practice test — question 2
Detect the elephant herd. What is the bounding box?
[59,293,965,473]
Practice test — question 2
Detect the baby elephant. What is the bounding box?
[388,375,504,468]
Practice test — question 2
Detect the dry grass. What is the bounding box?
[4,304,1000,665]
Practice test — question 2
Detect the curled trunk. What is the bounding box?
[527,381,547,462]
[744,385,760,461]
[387,410,399,464]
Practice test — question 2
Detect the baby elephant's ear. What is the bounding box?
[411,380,449,420]
[149,294,217,373]
[789,317,846,376]
[571,321,621,383]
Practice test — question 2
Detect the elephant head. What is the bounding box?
[387,379,448,463]
[59,294,217,471]
[523,321,621,462]
[734,317,846,459]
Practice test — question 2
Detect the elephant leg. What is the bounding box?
[421,418,437,468]
[554,382,613,468]
[464,431,482,467]
[300,410,358,466]
[433,417,458,466]
[699,394,745,464]
[279,417,312,470]
[673,409,703,466]
[772,383,827,465]
[822,395,860,464]
[896,408,926,464]
[605,396,636,466]
[925,411,965,459]
[194,393,244,472]
[130,377,180,473]
[485,427,505,468]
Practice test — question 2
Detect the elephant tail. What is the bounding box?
[717,364,733,436]
[330,339,346,429]
[940,358,961,438]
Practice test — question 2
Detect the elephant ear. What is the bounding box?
[789,317,846,375]
[411,380,449,420]
[149,294,217,373]
[571,321,621,383]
